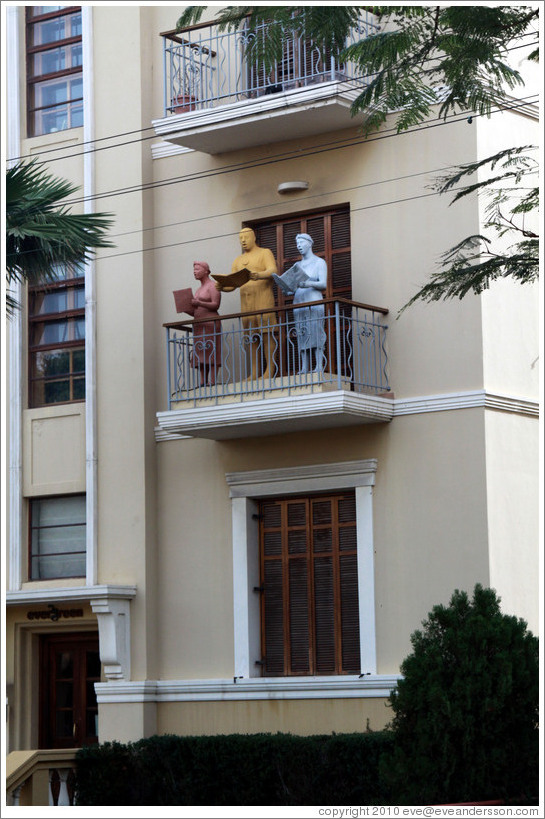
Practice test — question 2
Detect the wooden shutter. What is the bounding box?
[259,491,360,676]
[251,207,351,376]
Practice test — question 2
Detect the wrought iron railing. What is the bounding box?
[164,299,389,409]
[161,12,377,115]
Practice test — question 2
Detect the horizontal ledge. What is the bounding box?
[157,390,393,439]
[155,389,538,442]
[226,459,377,497]
[95,675,401,703]
[6,584,137,606]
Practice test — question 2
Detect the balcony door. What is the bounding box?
[251,207,352,375]
[39,632,100,748]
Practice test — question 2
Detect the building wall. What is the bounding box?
[6,5,539,749]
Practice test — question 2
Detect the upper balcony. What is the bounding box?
[152,13,377,154]
[156,299,393,440]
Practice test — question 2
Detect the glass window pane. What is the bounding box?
[74,287,85,309]
[32,551,86,579]
[73,377,85,400]
[32,523,86,555]
[31,289,67,315]
[56,651,74,678]
[70,103,83,128]
[55,710,74,738]
[31,46,66,76]
[36,78,70,106]
[56,681,74,707]
[33,349,70,375]
[32,496,86,528]
[35,106,68,135]
[44,379,70,404]
[70,77,83,98]
[72,349,86,371]
[31,18,67,46]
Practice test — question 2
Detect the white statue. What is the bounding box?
[290,233,328,374]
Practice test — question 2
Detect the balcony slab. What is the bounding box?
[152,81,364,154]
[156,388,393,440]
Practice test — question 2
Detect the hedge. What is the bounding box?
[75,731,394,806]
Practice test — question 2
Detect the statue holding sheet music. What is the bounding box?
[213,227,278,380]
[273,233,327,374]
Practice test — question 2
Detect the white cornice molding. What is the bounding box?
[393,389,538,418]
[155,389,538,441]
[226,460,377,498]
[6,584,137,606]
[95,675,401,703]
[156,390,394,439]
[151,141,194,160]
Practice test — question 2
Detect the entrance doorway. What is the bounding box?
[39,632,100,748]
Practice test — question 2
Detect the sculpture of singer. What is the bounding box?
[216,227,277,379]
[292,233,327,374]
[191,261,222,386]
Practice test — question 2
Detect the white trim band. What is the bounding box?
[6,584,137,606]
[95,675,401,704]
[155,389,538,441]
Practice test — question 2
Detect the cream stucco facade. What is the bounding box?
[4,5,539,757]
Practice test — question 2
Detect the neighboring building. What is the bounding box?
[4,5,539,803]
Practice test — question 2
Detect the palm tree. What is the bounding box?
[6,160,113,316]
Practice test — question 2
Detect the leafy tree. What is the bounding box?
[176,5,539,305]
[5,160,113,316]
[381,584,539,805]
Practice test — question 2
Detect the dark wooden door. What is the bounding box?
[40,632,100,748]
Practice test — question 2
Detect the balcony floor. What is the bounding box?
[152,81,365,154]
[156,385,393,439]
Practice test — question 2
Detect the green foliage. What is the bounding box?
[381,584,539,805]
[400,146,539,308]
[75,731,394,806]
[346,5,538,136]
[5,160,113,316]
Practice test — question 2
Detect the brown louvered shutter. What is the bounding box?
[259,491,359,676]
[252,208,351,377]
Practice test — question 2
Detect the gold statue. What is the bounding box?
[215,227,277,379]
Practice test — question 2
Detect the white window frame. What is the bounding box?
[226,460,377,680]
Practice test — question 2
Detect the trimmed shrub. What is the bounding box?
[380,584,539,805]
[75,730,394,806]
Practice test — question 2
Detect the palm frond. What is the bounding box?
[5,160,114,310]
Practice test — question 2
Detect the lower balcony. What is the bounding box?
[156,299,393,440]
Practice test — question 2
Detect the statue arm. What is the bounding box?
[300,257,328,290]
[249,248,278,280]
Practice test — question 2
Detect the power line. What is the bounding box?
[57,94,540,209]
[8,97,538,265]
[11,163,537,266]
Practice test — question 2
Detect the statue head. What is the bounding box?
[239,227,257,252]
[193,261,210,279]
[296,233,314,253]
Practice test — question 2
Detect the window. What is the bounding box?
[26,6,83,137]
[28,263,85,407]
[259,492,360,676]
[228,460,377,680]
[29,495,86,580]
